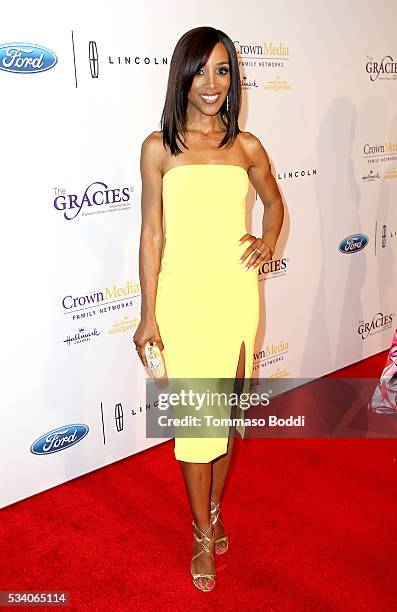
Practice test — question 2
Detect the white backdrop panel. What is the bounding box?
[1,0,396,507]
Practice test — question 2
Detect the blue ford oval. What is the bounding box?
[0,42,57,74]
[30,424,89,455]
[338,234,369,254]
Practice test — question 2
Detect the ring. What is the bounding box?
[254,248,262,254]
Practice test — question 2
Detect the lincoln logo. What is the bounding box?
[89,40,99,78]
[115,402,124,432]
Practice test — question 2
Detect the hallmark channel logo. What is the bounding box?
[88,39,168,78]
[384,167,397,180]
[268,366,290,378]
[358,312,394,340]
[0,42,57,74]
[30,424,89,455]
[53,181,133,220]
[241,76,259,90]
[108,315,139,335]
[64,326,100,346]
[365,55,397,81]
[264,76,291,92]
[362,169,381,182]
[338,234,369,254]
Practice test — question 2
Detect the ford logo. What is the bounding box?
[338,234,369,254]
[0,42,57,74]
[30,424,89,455]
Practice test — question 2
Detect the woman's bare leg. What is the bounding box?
[179,343,246,579]
[209,430,235,549]
[211,432,235,504]
[210,341,246,543]
[179,461,214,588]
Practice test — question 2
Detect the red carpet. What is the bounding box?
[1,351,396,611]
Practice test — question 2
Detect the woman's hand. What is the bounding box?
[133,317,164,368]
[237,234,274,271]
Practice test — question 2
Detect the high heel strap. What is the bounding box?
[210,499,229,554]
[210,500,223,527]
[192,521,215,559]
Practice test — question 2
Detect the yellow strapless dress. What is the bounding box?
[155,164,260,462]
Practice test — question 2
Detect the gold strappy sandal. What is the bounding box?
[210,500,229,555]
[191,521,216,592]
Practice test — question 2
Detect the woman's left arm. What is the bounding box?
[238,133,284,269]
[247,133,284,259]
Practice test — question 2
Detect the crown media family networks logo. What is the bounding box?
[362,140,397,182]
[234,39,291,93]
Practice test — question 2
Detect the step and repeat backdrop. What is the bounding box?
[1,0,396,507]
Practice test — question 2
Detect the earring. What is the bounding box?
[226,95,229,112]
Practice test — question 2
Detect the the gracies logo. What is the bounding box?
[0,42,57,73]
[53,181,133,220]
[366,55,397,81]
[358,313,394,340]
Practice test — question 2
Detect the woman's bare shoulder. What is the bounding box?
[238,130,265,153]
[141,131,167,171]
[141,130,164,153]
[238,130,269,166]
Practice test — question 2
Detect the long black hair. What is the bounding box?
[160,26,241,155]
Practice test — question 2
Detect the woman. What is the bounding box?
[133,26,284,591]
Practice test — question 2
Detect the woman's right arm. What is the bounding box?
[133,132,165,367]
